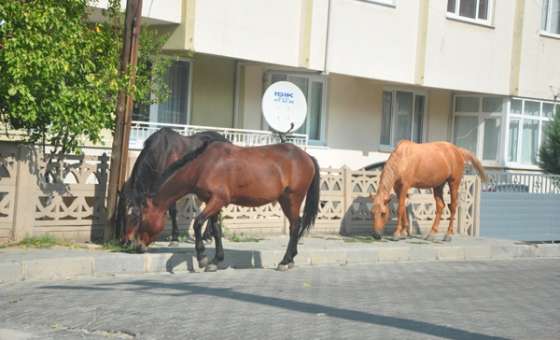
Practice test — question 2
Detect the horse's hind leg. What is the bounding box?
[169,203,179,246]
[277,195,304,271]
[424,185,445,241]
[193,198,224,269]
[443,179,460,242]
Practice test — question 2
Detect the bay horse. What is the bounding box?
[114,128,229,244]
[370,141,487,242]
[123,141,321,272]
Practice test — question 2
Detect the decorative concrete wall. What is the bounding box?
[0,142,480,243]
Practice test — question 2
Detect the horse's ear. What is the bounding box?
[145,197,154,210]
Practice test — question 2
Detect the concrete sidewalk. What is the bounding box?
[1,235,559,283]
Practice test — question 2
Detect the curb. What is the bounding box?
[1,243,559,283]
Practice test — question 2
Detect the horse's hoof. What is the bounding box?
[424,233,435,241]
[277,264,290,272]
[198,256,209,268]
[168,241,179,247]
[442,234,453,242]
[205,263,218,272]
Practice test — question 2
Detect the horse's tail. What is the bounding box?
[459,147,488,182]
[300,156,321,238]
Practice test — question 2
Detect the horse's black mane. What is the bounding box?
[152,138,223,196]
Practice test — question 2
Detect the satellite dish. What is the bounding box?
[262,81,307,134]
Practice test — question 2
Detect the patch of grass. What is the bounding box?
[16,235,77,248]
[343,235,387,243]
[101,240,137,253]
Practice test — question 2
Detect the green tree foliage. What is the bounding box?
[0,0,169,158]
[539,106,560,175]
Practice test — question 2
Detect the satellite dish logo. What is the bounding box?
[273,91,295,104]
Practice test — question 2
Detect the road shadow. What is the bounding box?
[42,279,506,340]
[145,247,263,272]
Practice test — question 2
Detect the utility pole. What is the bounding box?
[105,0,143,241]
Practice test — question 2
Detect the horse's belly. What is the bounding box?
[230,195,277,207]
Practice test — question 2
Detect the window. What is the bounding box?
[380,90,426,146]
[447,0,492,24]
[506,98,556,166]
[265,72,327,143]
[133,59,191,125]
[452,95,503,162]
[542,0,560,35]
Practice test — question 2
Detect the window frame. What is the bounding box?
[446,0,494,27]
[541,0,560,38]
[451,95,505,167]
[263,71,328,145]
[505,98,557,169]
[133,57,193,125]
[379,87,428,151]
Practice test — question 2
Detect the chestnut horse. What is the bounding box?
[123,141,320,272]
[370,141,487,242]
[115,128,229,244]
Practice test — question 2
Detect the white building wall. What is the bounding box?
[193,0,303,68]
[325,0,420,84]
[89,0,182,24]
[517,0,560,100]
[422,0,516,95]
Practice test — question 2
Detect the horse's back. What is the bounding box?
[198,143,315,203]
[393,141,466,186]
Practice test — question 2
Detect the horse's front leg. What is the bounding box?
[204,213,225,272]
[193,198,224,269]
[391,184,408,241]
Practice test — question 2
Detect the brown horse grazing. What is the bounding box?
[370,141,487,242]
[123,141,320,272]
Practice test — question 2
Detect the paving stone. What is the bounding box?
[464,245,491,260]
[377,247,409,262]
[23,257,93,281]
[408,246,437,262]
[345,248,379,264]
[94,254,144,275]
[309,249,347,266]
[436,246,465,261]
[0,262,23,283]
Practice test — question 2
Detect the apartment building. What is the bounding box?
[91,0,560,171]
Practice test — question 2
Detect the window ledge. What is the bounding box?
[504,162,543,171]
[307,142,328,149]
[540,31,560,40]
[446,14,494,29]
[378,144,395,153]
[357,0,396,8]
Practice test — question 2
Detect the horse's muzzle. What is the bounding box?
[371,230,382,240]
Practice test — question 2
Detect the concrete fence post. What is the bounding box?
[473,177,481,237]
[341,166,352,234]
[12,145,36,241]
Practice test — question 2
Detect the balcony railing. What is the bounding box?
[129,121,308,149]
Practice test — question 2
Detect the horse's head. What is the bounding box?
[121,194,166,253]
[370,192,391,239]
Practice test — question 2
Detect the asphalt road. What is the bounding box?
[1,259,559,340]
